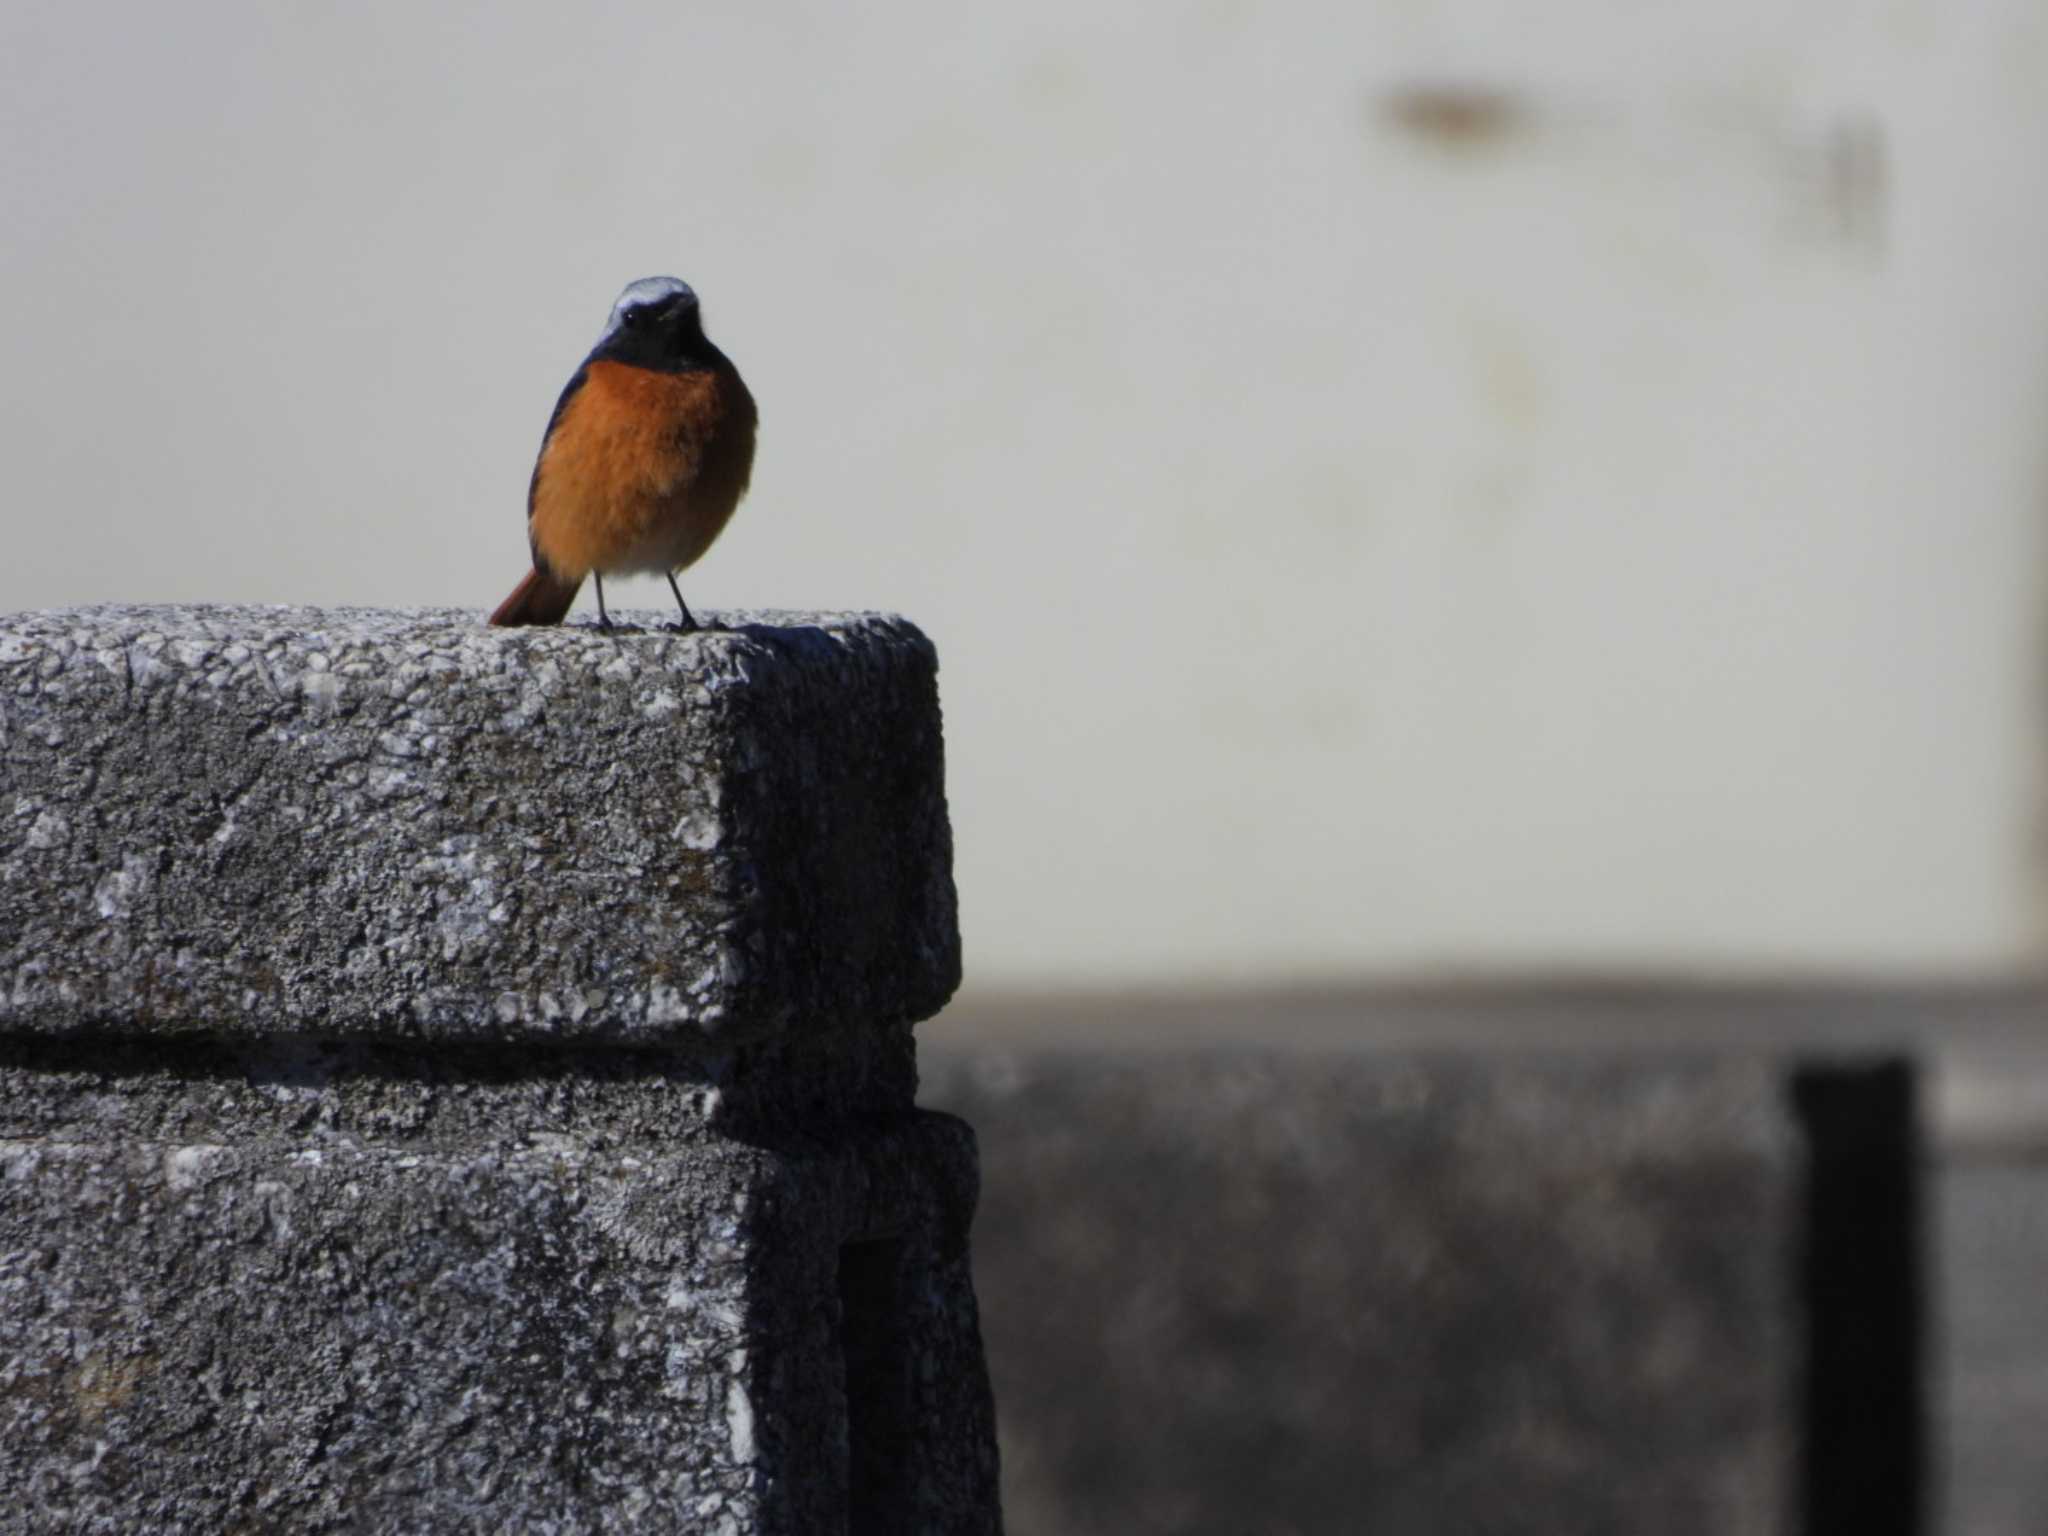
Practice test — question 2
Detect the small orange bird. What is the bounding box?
[489,276,757,630]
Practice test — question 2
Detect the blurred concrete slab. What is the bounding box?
[924,985,2048,1536]
[1934,1048,2048,1536]
[923,1048,1803,1536]
[926,982,2044,1065]
[1939,1159,2048,1536]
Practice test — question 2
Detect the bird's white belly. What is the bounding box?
[606,496,721,576]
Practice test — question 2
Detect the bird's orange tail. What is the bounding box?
[488,566,584,627]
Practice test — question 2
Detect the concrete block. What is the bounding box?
[924,1049,1799,1536]
[0,607,999,1534]
[0,605,959,1045]
[0,1036,997,1534]
[1936,1049,2048,1536]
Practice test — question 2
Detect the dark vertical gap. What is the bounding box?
[1791,1059,1923,1536]
[839,1238,912,1534]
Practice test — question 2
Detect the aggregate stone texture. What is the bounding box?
[922,1048,1793,1536]
[0,1033,1001,1535]
[0,606,959,1046]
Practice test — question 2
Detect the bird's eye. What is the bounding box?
[621,306,646,328]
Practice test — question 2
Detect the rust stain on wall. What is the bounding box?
[69,1350,151,1424]
[1381,84,1528,150]
[1824,117,1887,252]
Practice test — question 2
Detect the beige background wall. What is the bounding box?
[5,1,2046,993]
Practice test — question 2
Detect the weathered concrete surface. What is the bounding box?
[0,1035,997,1535]
[0,606,999,1533]
[923,1048,1794,1536]
[0,605,958,1045]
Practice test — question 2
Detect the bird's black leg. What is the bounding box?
[594,574,613,631]
[665,573,700,633]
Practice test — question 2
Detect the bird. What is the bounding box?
[489,276,756,630]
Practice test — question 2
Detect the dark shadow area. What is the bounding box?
[0,1024,920,1153]
[0,1031,734,1087]
[1792,1059,1923,1536]
[839,1238,913,1534]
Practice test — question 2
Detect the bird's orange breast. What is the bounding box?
[528,360,755,582]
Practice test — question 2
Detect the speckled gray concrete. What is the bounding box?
[0,1038,997,1534]
[0,607,999,1534]
[0,605,959,1045]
